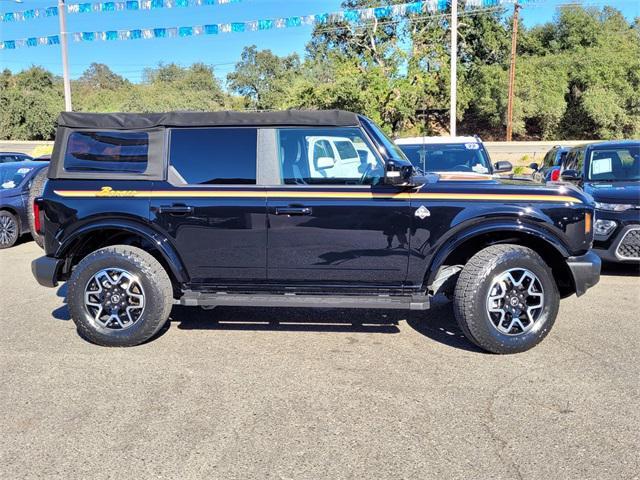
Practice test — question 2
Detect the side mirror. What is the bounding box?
[316,156,335,170]
[494,161,513,173]
[529,162,539,171]
[560,169,582,183]
[385,161,413,186]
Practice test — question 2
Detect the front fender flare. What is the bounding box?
[56,219,188,284]
[424,219,571,288]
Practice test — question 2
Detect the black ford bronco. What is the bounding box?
[32,110,600,353]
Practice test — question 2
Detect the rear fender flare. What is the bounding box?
[56,219,188,284]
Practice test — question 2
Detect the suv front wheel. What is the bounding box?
[453,244,560,354]
[67,245,173,347]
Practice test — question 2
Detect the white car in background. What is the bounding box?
[395,136,513,176]
[306,136,379,179]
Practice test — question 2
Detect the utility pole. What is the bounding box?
[58,0,72,111]
[506,2,520,141]
[449,0,457,136]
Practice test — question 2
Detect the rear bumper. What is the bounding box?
[566,251,601,297]
[31,256,64,288]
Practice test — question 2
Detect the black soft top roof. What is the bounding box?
[56,110,360,130]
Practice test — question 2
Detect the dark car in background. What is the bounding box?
[0,161,49,248]
[395,136,513,177]
[530,145,569,183]
[0,152,33,163]
[560,140,640,263]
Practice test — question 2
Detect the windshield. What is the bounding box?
[359,117,409,163]
[587,145,640,181]
[0,164,33,190]
[399,143,492,174]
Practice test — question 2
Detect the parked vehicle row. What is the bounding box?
[29,110,599,353]
[531,141,640,263]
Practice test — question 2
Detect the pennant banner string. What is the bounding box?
[1,0,243,23]
[1,0,528,50]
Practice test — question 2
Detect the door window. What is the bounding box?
[169,128,257,185]
[277,128,384,185]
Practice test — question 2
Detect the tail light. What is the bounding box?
[550,168,560,182]
[33,199,43,234]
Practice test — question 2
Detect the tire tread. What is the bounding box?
[453,244,558,354]
[68,245,173,347]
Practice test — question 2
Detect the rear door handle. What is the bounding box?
[275,206,312,216]
[158,204,194,215]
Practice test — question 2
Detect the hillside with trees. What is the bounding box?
[1,3,638,140]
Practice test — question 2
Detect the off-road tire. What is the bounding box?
[453,244,559,354]
[28,167,48,248]
[0,210,19,249]
[67,245,173,347]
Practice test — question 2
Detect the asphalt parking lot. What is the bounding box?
[1,240,639,480]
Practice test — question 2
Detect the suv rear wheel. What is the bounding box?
[453,244,559,354]
[67,245,173,347]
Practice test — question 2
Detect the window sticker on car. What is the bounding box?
[17,168,32,174]
[1,181,16,189]
[464,143,480,150]
[472,164,489,173]
[591,158,612,175]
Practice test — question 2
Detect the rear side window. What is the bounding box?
[169,128,257,185]
[64,131,149,173]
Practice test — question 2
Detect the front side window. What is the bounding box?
[277,128,384,185]
[399,143,492,174]
[64,131,149,173]
[169,128,257,185]
[587,145,640,181]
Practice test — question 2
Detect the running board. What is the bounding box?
[177,291,430,311]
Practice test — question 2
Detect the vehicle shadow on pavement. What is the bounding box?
[172,306,401,334]
[52,284,70,321]
[51,284,481,352]
[601,262,640,277]
[172,294,482,353]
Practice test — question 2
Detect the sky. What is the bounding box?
[1,0,638,82]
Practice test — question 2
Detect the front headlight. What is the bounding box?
[595,202,634,212]
[593,219,617,236]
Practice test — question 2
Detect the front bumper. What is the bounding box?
[31,256,64,288]
[566,251,601,297]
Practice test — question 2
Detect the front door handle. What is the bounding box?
[275,206,312,216]
[158,204,194,215]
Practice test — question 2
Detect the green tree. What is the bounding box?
[78,63,129,90]
[227,46,300,109]
[0,67,62,140]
